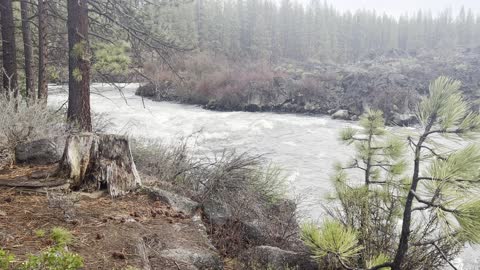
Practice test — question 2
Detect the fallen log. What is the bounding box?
[58,133,141,197]
[0,177,67,188]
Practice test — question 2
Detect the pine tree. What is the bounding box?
[393,77,480,269]
[1,0,19,99]
[67,0,91,131]
[303,109,405,269]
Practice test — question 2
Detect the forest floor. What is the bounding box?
[0,165,222,270]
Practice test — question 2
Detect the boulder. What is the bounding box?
[391,112,418,126]
[202,199,232,226]
[244,104,261,112]
[147,187,199,216]
[135,83,157,97]
[158,248,223,270]
[331,109,350,120]
[242,219,270,244]
[16,137,66,165]
[240,246,318,270]
[273,76,286,88]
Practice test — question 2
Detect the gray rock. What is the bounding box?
[350,114,360,121]
[15,137,66,165]
[391,112,418,126]
[159,248,223,270]
[244,104,261,112]
[242,219,270,244]
[331,109,350,120]
[0,148,13,170]
[202,199,233,226]
[147,188,199,216]
[241,246,318,270]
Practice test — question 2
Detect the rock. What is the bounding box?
[244,104,260,112]
[350,114,360,121]
[0,148,13,170]
[158,248,223,270]
[15,137,66,165]
[202,199,232,226]
[273,76,286,88]
[240,246,318,270]
[135,83,157,97]
[192,214,217,250]
[331,109,350,120]
[242,219,270,244]
[205,100,218,110]
[391,112,418,126]
[146,188,199,216]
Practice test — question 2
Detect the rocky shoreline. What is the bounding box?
[136,48,480,126]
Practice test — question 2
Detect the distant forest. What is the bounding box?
[152,0,480,62]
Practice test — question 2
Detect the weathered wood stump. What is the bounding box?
[58,133,141,197]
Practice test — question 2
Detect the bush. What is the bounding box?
[0,249,14,269]
[1,227,83,270]
[131,137,299,255]
[131,137,196,188]
[141,52,281,109]
[19,247,83,270]
[50,227,73,247]
[0,97,65,152]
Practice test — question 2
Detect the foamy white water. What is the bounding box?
[48,83,479,269]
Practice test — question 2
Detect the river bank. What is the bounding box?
[136,49,480,126]
[0,86,317,269]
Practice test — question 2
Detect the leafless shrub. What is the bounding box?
[92,112,114,133]
[0,97,66,153]
[131,137,199,189]
[131,137,300,255]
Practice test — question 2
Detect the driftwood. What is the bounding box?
[0,164,66,188]
[58,133,141,197]
[0,177,67,188]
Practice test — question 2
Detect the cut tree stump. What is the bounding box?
[58,133,141,197]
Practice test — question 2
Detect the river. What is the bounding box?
[49,83,479,269]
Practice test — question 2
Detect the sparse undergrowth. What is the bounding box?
[0,227,83,270]
[0,97,66,155]
[131,137,302,261]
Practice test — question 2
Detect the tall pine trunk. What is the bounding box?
[0,0,18,99]
[67,0,91,132]
[21,0,35,101]
[37,0,48,100]
[195,0,204,48]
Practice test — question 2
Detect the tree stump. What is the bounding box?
[58,133,141,197]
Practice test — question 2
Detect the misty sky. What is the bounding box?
[323,0,480,17]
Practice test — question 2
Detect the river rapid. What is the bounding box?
[49,83,479,269]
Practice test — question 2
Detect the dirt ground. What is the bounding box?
[0,187,219,269]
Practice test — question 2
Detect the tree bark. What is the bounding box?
[58,133,141,197]
[393,115,436,269]
[67,0,91,131]
[21,0,35,101]
[0,0,18,99]
[37,0,48,100]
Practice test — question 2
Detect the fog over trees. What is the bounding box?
[154,0,480,62]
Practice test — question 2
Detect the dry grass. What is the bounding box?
[131,138,301,259]
[0,98,66,152]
